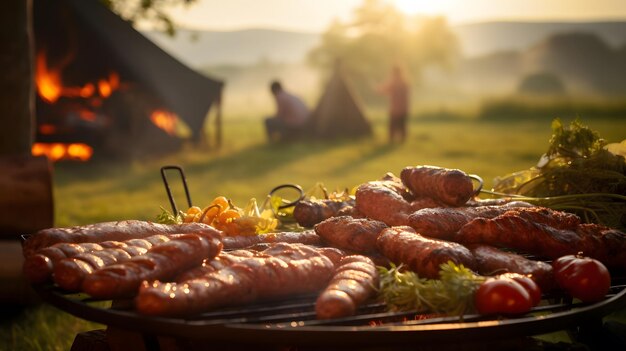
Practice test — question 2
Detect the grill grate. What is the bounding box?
[33,279,626,347]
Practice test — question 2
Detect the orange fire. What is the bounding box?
[34,51,124,161]
[35,51,121,103]
[32,142,93,162]
[150,109,179,136]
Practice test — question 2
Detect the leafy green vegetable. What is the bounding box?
[155,206,183,224]
[378,262,485,315]
[491,118,626,230]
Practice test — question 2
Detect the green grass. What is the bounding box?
[3,115,625,350]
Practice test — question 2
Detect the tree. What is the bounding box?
[308,0,459,104]
[101,0,197,35]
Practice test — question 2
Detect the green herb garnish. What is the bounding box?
[491,118,626,230]
[378,262,485,315]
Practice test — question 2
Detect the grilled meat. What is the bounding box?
[22,220,221,257]
[469,244,554,291]
[316,255,379,320]
[221,229,322,250]
[176,250,262,281]
[355,180,412,226]
[23,242,103,283]
[456,211,626,269]
[315,216,388,253]
[51,235,174,291]
[407,203,532,240]
[135,243,337,317]
[376,226,476,279]
[400,165,475,207]
[24,235,170,285]
[293,198,355,227]
[82,232,223,299]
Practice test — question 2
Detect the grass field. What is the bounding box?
[2,115,625,350]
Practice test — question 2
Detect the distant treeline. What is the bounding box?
[478,98,626,121]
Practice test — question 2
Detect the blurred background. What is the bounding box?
[143,0,626,118]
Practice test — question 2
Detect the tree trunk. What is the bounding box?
[0,0,34,156]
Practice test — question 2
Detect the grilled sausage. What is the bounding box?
[136,243,337,317]
[355,181,412,226]
[468,244,554,292]
[407,203,533,241]
[457,213,626,269]
[22,220,220,257]
[294,198,355,227]
[376,226,476,279]
[400,165,475,207]
[82,232,223,299]
[221,229,322,250]
[314,216,388,253]
[175,250,260,281]
[23,242,103,283]
[23,235,171,284]
[456,211,582,259]
[315,255,379,319]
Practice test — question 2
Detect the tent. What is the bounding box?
[308,65,372,138]
[33,0,224,154]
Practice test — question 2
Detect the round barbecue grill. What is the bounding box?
[33,277,626,348]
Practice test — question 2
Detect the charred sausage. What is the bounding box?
[315,255,379,319]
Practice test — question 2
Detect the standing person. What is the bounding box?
[264,81,310,142]
[378,64,410,143]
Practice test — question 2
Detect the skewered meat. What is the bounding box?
[407,202,534,240]
[376,226,476,279]
[221,229,322,250]
[314,216,388,253]
[468,244,554,292]
[355,180,412,226]
[316,255,379,319]
[135,243,337,316]
[82,232,223,299]
[22,220,221,257]
[400,165,475,207]
[293,198,355,227]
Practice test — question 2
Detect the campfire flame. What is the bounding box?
[32,142,93,162]
[150,109,179,136]
[36,51,122,103]
[34,50,186,162]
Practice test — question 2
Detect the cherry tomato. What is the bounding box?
[552,254,611,303]
[499,273,542,306]
[475,277,533,315]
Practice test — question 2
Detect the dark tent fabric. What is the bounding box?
[308,66,371,138]
[33,0,223,143]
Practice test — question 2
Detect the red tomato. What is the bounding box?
[552,254,611,303]
[499,273,542,306]
[474,277,533,315]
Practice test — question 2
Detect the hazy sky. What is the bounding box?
[162,0,626,31]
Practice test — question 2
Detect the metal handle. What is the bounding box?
[160,165,192,215]
[268,184,305,210]
[469,174,484,196]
